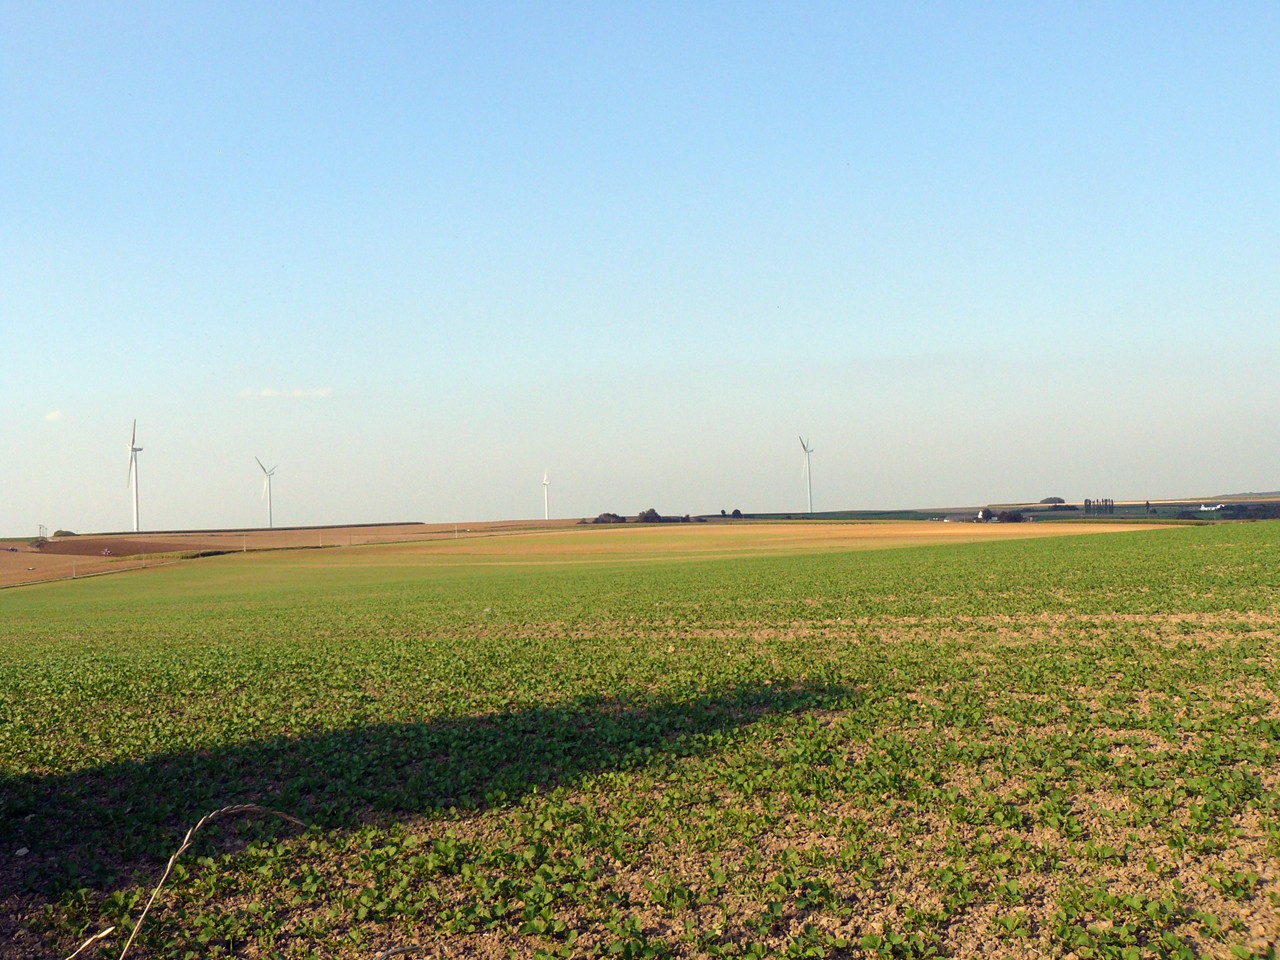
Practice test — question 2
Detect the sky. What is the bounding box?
[3,2,1278,535]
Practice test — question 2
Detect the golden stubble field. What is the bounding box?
[0,519,1168,587]
[400,520,1170,564]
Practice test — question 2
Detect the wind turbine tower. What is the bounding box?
[799,436,814,516]
[256,457,277,528]
[127,420,143,532]
[543,469,550,521]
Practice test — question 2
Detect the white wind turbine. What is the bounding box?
[126,420,143,532]
[256,457,277,528]
[542,469,550,521]
[798,436,814,516]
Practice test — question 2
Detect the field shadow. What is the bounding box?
[1,681,849,898]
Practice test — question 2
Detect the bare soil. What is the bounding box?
[0,520,579,588]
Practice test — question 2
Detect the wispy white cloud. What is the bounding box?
[44,410,63,422]
[239,387,334,399]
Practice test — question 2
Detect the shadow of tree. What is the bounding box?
[1,681,849,898]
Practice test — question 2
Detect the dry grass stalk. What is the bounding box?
[63,925,116,960]
[96,803,306,960]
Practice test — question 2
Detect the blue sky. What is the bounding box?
[3,2,1278,535]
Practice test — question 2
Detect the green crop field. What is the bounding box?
[2,523,1278,959]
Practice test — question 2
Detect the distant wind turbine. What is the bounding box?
[256,457,277,528]
[543,469,550,521]
[127,420,143,532]
[799,436,814,516]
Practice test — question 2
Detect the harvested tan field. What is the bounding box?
[304,519,1173,568]
[1,519,1171,587]
[0,518,1170,587]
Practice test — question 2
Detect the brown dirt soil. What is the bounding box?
[0,520,582,588]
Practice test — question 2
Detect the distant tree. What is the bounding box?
[52,529,77,537]
[996,510,1026,523]
[1222,502,1280,520]
[731,508,743,518]
[721,509,727,516]
[637,508,662,523]
[977,508,995,521]
[1039,497,1065,505]
[592,513,626,524]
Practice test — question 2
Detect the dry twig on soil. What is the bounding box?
[62,803,306,960]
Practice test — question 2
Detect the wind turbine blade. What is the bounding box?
[131,419,137,447]
[262,477,269,499]
[255,456,267,474]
